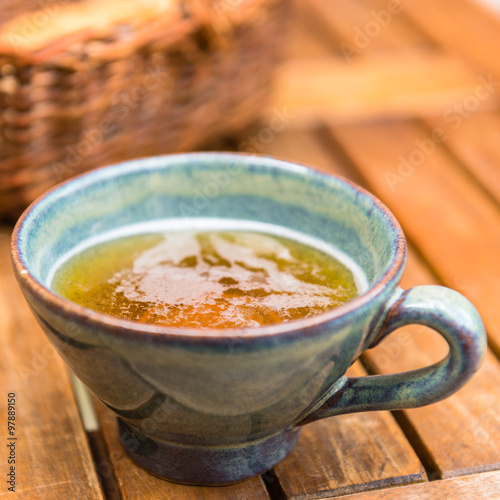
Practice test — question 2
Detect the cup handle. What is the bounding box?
[296,285,487,426]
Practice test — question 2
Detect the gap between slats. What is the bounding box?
[316,121,500,478]
[69,372,123,500]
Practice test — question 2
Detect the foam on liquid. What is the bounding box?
[50,220,367,329]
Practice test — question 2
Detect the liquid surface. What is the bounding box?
[52,230,359,329]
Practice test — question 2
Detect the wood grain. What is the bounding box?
[2,1,500,497]
[328,119,500,356]
[424,111,500,206]
[286,0,339,59]
[259,127,500,479]
[326,470,500,500]
[273,363,426,499]
[364,251,500,478]
[271,54,481,123]
[257,128,349,177]
[93,399,271,500]
[305,0,431,54]
[260,126,500,477]
[0,229,104,499]
[324,120,500,476]
[405,0,500,80]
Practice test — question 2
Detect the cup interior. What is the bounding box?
[15,153,404,313]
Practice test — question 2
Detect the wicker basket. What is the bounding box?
[0,0,288,219]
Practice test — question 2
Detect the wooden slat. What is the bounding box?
[271,54,483,123]
[2,1,500,498]
[287,19,334,60]
[253,127,352,178]
[364,250,500,478]
[423,111,500,206]
[326,470,500,500]
[286,1,338,59]
[93,399,271,500]
[405,0,500,80]
[273,363,426,499]
[328,119,500,356]
[304,0,431,54]
[0,229,104,499]
[259,128,500,479]
[255,126,368,192]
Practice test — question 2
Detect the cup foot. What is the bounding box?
[117,418,300,485]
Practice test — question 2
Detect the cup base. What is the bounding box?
[117,418,300,485]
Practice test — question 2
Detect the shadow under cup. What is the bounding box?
[11,153,484,485]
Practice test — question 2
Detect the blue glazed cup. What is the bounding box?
[11,153,486,485]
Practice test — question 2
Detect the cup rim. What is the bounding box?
[11,151,406,342]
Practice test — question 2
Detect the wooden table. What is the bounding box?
[2,0,500,498]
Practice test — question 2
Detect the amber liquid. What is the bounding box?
[51,228,360,329]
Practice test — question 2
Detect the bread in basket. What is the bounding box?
[0,0,288,219]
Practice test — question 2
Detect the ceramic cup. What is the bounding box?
[11,153,486,485]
